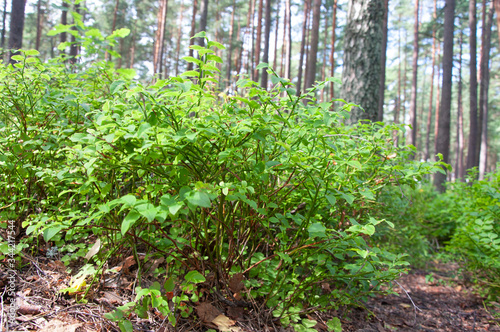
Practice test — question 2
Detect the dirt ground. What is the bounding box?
[1,255,499,331]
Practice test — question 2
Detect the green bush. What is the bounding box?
[0,35,443,330]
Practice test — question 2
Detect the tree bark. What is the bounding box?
[424,0,437,161]
[153,0,168,75]
[226,0,236,85]
[377,0,388,122]
[466,0,479,173]
[8,0,27,63]
[329,0,337,102]
[1,0,7,48]
[253,0,263,82]
[495,0,500,44]
[273,0,280,71]
[187,0,198,71]
[341,0,385,122]
[284,0,291,80]
[69,3,80,64]
[433,42,441,158]
[433,0,455,192]
[60,2,68,46]
[261,0,271,88]
[35,0,43,51]
[296,0,311,95]
[478,2,494,179]
[408,0,419,150]
[174,2,184,76]
[320,8,329,102]
[304,0,321,92]
[456,30,464,181]
[197,0,208,47]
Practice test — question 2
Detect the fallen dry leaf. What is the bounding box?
[196,302,221,323]
[212,314,241,332]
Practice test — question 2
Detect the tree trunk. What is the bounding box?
[1,0,7,48]
[261,0,271,88]
[8,0,27,63]
[478,2,494,179]
[304,0,321,92]
[129,30,135,68]
[320,9,329,102]
[273,0,280,71]
[424,0,437,161]
[174,2,184,76]
[284,0,291,80]
[153,0,168,75]
[253,0,263,82]
[60,1,68,46]
[69,3,80,64]
[187,0,198,71]
[35,0,43,50]
[466,0,479,173]
[198,0,208,47]
[377,0,389,122]
[329,0,337,102]
[456,30,464,181]
[433,42,441,158]
[105,0,120,62]
[433,0,455,192]
[296,0,311,95]
[394,17,402,146]
[408,0,419,150]
[226,0,236,85]
[341,0,385,122]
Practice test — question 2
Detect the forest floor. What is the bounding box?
[2,255,500,332]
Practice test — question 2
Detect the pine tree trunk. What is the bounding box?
[69,3,80,64]
[296,0,310,95]
[304,0,321,92]
[408,0,419,150]
[174,2,184,76]
[60,2,68,45]
[478,2,494,179]
[153,0,168,75]
[8,0,26,62]
[433,0,455,192]
[433,43,441,158]
[187,0,198,71]
[456,30,464,180]
[273,0,280,71]
[329,0,337,102]
[284,0,291,80]
[394,19,401,146]
[129,30,135,68]
[495,0,500,44]
[198,0,208,47]
[466,0,478,173]
[226,0,236,86]
[253,0,263,82]
[320,10,329,102]
[1,0,7,48]
[261,0,271,88]
[341,0,385,122]
[377,0,389,122]
[424,0,437,161]
[35,0,43,50]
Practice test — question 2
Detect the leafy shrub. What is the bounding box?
[0,34,443,330]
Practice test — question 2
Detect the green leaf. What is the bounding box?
[340,193,355,205]
[256,62,269,70]
[302,319,317,328]
[43,224,65,242]
[191,31,206,39]
[185,270,206,283]
[112,28,130,38]
[308,223,327,238]
[118,320,133,332]
[110,80,126,94]
[119,194,137,207]
[116,68,136,80]
[164,277,175,292]
[182,56,201,65]
[326,317,342,332]
[207,41,225,50]
[24,49,40,56]
[186,191,211,208]
[325,194,337,206]
[136,203,158,222]
[121,209,140,235]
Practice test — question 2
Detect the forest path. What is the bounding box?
[343,261,500,332]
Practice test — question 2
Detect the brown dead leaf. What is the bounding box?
[16,298,42,315]
[196,302,221,323]
[228,273,244,293]
[212,314,241,332]
[122,255,137,275]
[227,306,245,320]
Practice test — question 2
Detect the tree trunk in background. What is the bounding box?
[153,0,168,75]
[377,0,388,122]
[424,0,437,161]
[129,30,135,68]
[296,0,310,95]
[304,0,321,92]
[226,0,236,86]
[69,3,80,64]
[198,0,208,47]
[478,3,494,179]
[273,0,280,71]
[394,18,401,146]
[261,0,271,88]
[329,0,337,102]
[433,42,441,159]
[104,0,120,62]
[466,0,478,173]
[284,0,291,80]
[35,0,43,50]
[187,0,198,71]
[174,2,184,76]
[408,0,419,151]
[253,0,263,82]
[8,0,26,63]
[1,0,7,48]
[60,1,68,46]
[320,9,329,102]
[433,0,455,192]
[456,30,464,181]
[495,0,500,43]
[248,0,255,75]
[341,0,385,122]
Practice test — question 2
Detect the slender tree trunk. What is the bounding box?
[35,0,43,50]
[105,0,120,62]
[434,43,441,158]
[304,0,321,92]
[284,0,291,80]
[226,0,236,85]
[1,0,7,48]
[329,0,337,101]
[187,0,198,71]
[235,22,242,76]
[153,0,168,75]
[433,0,455,192]
[302,5,312,93]
[408,0,419,150]
[466,0,479,173]
[60,2,68,46]
[424,0,437,161]
[248,0,255,75]
[394,18,401,146]
[8,0,26,63]
[479,2,494,179]
[175,1,184,76]
[377,0,389,122]
[456,30,464,180]
[253,0,263,82]
[320,10,329,102]
[296,0,311,95]
[129,30,135,68]
[69,3,80,64]
[273,0,280,70]
[261,0,271,88]
[198,0,208,46]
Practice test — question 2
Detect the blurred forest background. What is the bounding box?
[3,0,500,184]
